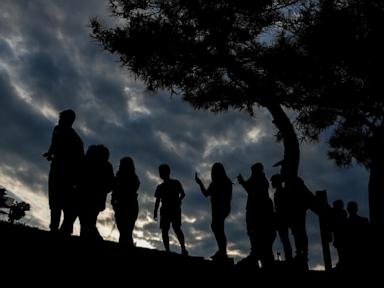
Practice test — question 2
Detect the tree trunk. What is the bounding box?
[369,124,384,229]
[266,103,300,181]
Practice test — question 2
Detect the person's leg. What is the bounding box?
[246,212,257,257]
[160,210,171,251]
[79,210,90,238]
[336,246,346,268]
[115,210,128,245]
[293,225,308,258]
[80,209,102,241]
[278,224,293,260]
[211,216,227,257]
[48,169,61,232]
[60,206,77,236]
[90,210,103,241]
[248,230,258,257]
[50,207,61,232]
[260,232,275,269]
[291,214,309,270]
[126,204,139,247]
[172,223,188,255]
[171,208,187,254]
[161,227,170,252]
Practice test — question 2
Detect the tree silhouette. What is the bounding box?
[1,188,30,224]
[91,0,306,190]
[8,202,30,224]
[274,0,384,228]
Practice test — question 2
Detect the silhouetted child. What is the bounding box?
[154,164,188,255]
[43,109,84,235]
[112,157,140,247]
[271,173,293,261]
[195,162,232,260]
[238,163,275,268]
[79,145,114,241]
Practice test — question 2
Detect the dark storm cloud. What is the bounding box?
[0,0,370,268]
[0,70,51,187]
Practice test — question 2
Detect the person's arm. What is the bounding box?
[43,126,58,161]
[195,172,209,197]
[154,185,160,220]
[178,181,185,202]
[237,174,249,193]
[154,197,160,221]
[237,174,245,185]
[101,163,115,197]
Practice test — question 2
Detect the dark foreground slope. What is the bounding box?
[0,221,231,282]
[0,221,371,285]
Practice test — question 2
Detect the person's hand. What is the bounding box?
[154,211,158,221]
[194,172,202,184]
[42,152,53,161]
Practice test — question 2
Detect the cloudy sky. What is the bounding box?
[0,0,369,269]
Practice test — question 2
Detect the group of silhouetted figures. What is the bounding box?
[44,109,372,271]
[327,199,371,270]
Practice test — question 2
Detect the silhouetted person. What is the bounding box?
[43,109,84,235]
[195,162,232,260]
[154,164,188,255]
[271,173,293,261]
[344,201,370,269]
[79,145,114,241]
[238,163,275,268]
[288,177,314,269]
[329,199,348,269]
[112,157,140,247]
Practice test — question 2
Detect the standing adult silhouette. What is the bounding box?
[195,162,232,260]
[238,163,275,268]
[43,109,84,235]
[78,145,114,241]
[112,157,140,247]
[154,164,188,255]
